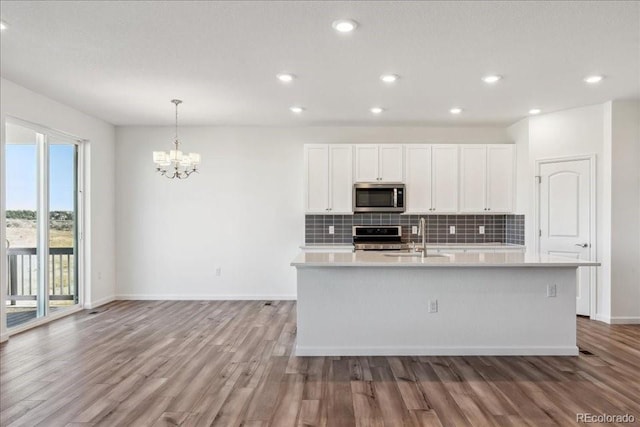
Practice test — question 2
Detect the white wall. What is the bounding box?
[528,104,609,318]
[608,100,640,322]
[0,78,116,340]
[115,126,510,299]
[522,101,640,324]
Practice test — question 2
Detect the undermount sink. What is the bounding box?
[382,253,450,258]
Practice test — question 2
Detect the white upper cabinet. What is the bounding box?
[459,145,488,213]
[304,144,329,213]
[378,145,404,182]
[355,144,403,182]
[304,144,353,213]
[328,145,354,213]
[306,143,513,215]
[354,145,379,182]
[486,144,514,213]
[459,144,514,213]
[431,145,459,213]
[404,144,459,213]
[404,145,432,213]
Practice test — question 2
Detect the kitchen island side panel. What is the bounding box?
[296,267,577,356]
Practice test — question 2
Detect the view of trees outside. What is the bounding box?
[6,210,74,248]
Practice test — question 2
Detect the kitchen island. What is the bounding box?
[290,251,599,356]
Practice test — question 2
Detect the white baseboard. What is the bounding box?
[115,294,297,301]
[594,314,640,324]
[609,316,640,324]
[295,345,580,356]
[84,295,116,309]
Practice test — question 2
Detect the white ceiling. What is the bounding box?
[1,1,639,126]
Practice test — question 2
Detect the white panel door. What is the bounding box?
[487,145,514,213]
[354,145,379,182]
[404,145,432,213]
[431,145,459,213]
[379,144,404,182]
[328,145,353,213]
[539,159,592,315]
[459,145,487,212]
[304,145,329,213]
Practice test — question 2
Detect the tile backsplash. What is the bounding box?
[305,214,525,246]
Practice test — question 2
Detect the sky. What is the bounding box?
[6,144,75,211]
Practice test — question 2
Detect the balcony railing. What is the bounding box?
[6,247,77,304]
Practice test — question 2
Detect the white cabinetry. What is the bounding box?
[459,144,514,213]
[404,145,432,213]
[404,145,459,213]
[486,145,515,213]
[431,145,459,213]
[355,144,403,182]
[304,144,353,213]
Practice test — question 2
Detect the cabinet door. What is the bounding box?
[328,145,353,213]
[431,145,459,213]
[486,145,514,213]
[354,145,379,182]
[459,145,487,212]
[404,145,432,213]
[379,144,404,182]
[304,145,329,213]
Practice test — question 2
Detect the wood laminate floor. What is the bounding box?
[1,300,639,426]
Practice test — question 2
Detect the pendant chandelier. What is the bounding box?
[152,99,201,179]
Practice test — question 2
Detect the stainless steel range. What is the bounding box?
[352,225,409,251]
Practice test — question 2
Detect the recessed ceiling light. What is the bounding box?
[449,107,463,114]
[370,107,384,114]
[277,73,296,83]
[332,19,358,33]
[290,106,305,114]
[482,75,502,84]
[0,21,8,31]
[583,75,603,84]
[529,108,541,115]
[380,74,399,83]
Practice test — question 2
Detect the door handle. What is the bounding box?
[575,243,589,248]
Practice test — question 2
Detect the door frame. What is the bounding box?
[4,116,87,333]
[534,154,597,319]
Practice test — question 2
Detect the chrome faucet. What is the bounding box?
[417,217,427,258]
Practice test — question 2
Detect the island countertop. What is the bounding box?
[291,251,600,268]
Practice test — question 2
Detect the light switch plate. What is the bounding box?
[449,226,455,234]
[479,226,485,234]
[412,226,418,234]
[547,284,557,297]
[328,225,335,235]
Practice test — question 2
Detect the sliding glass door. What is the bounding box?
[5,121,82,329]
[48,137,80,313]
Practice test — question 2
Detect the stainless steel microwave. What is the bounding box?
[353,183,405,213]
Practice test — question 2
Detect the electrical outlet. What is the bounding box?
[449,226,455,234]
[547,284,557,297]
[215,267,222,277]
[328,225,335,235]
[479,226,485,235]
[428,299,438,313]
[412,225,418,234]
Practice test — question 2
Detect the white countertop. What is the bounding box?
[300,242,525,250]
[291,251,600,268]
